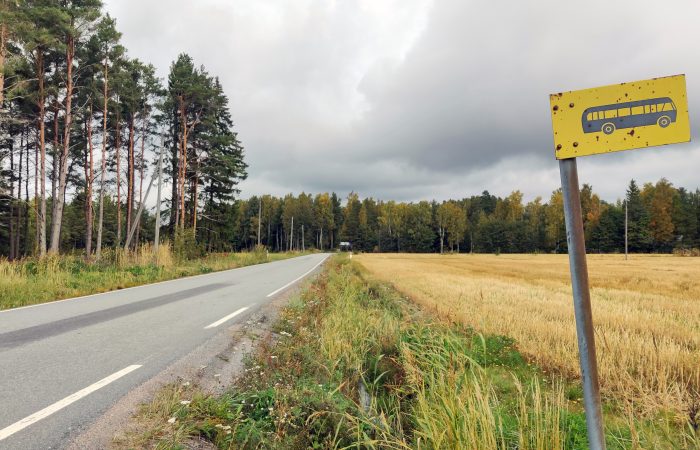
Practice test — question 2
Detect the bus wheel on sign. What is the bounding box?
[658,115,671,128]
[601,122,615,135]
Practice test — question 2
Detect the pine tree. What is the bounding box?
[92,14,122,259]
[48,0,102,254]
[626,179,651,252]
[75,33,102,256]
[18,0,65,256]
[672,188,698,249]
[342,192,361,248]
[589,203,624,253]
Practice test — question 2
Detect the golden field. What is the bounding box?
[355,253,700,419]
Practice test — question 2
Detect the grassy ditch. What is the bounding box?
[355,253,700,424]
[0,245,306,310]
[121,256,699,449]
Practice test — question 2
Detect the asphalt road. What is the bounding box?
[0,253,329,450]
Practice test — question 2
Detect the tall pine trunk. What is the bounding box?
[135,109,147,246]
[36,52,47,257]
[50,34,75,254]
[34,129,39,254]
[84,105,94,257]
[96,62,108,259]
[126,114,135,245]
[0,17,5,106]
[24,128,29,257]
[51,103,58,224]
[115,104,122,245]
[169,116,178,232]
[192,156,199,231]
[178,98,187,230]
[9,137,15,259]
[15,131,23,258]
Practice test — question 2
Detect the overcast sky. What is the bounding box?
[103,0,700,203]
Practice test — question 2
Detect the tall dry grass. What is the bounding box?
[315,262,571,449]
[356,254,700,422]
[0,245,304,310]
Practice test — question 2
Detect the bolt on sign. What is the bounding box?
[550,74,690,159]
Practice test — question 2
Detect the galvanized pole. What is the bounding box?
[559,158,606,450]
[154,146,164,252]
[624,200,628,261]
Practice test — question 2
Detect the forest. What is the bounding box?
[0,0,247,260]
[201,178,699,255]
[1,2,699,259]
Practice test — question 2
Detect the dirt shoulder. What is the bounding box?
[67,285,297,450]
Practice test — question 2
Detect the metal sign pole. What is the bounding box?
[559,157,606,450]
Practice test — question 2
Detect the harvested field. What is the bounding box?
[356,253,700,420]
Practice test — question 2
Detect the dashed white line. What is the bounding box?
[0,364,142,441]
[204,306,250,329]
[266,255,329,298]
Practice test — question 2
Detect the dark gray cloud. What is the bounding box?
[104,0,700,202]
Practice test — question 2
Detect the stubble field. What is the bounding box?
[355,253,700,422]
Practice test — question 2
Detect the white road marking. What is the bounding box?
[204,306,250,329]
[0,364,142,441]
[266,255,329,298]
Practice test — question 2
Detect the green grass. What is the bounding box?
[118,256,700,449]
[0,245,308,310]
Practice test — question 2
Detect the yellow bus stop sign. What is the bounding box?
[550,74,690,159]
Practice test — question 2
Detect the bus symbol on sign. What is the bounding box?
[550,74,690,159]
[582,97,677,135]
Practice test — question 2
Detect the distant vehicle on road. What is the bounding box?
[339,241,352,252]
[582,97,677,135]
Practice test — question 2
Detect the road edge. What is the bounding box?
[65,272,314,449]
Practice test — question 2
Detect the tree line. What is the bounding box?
[0,0,247,259]
[175,178,699,255]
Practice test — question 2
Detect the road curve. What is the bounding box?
[0,253,329,450]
